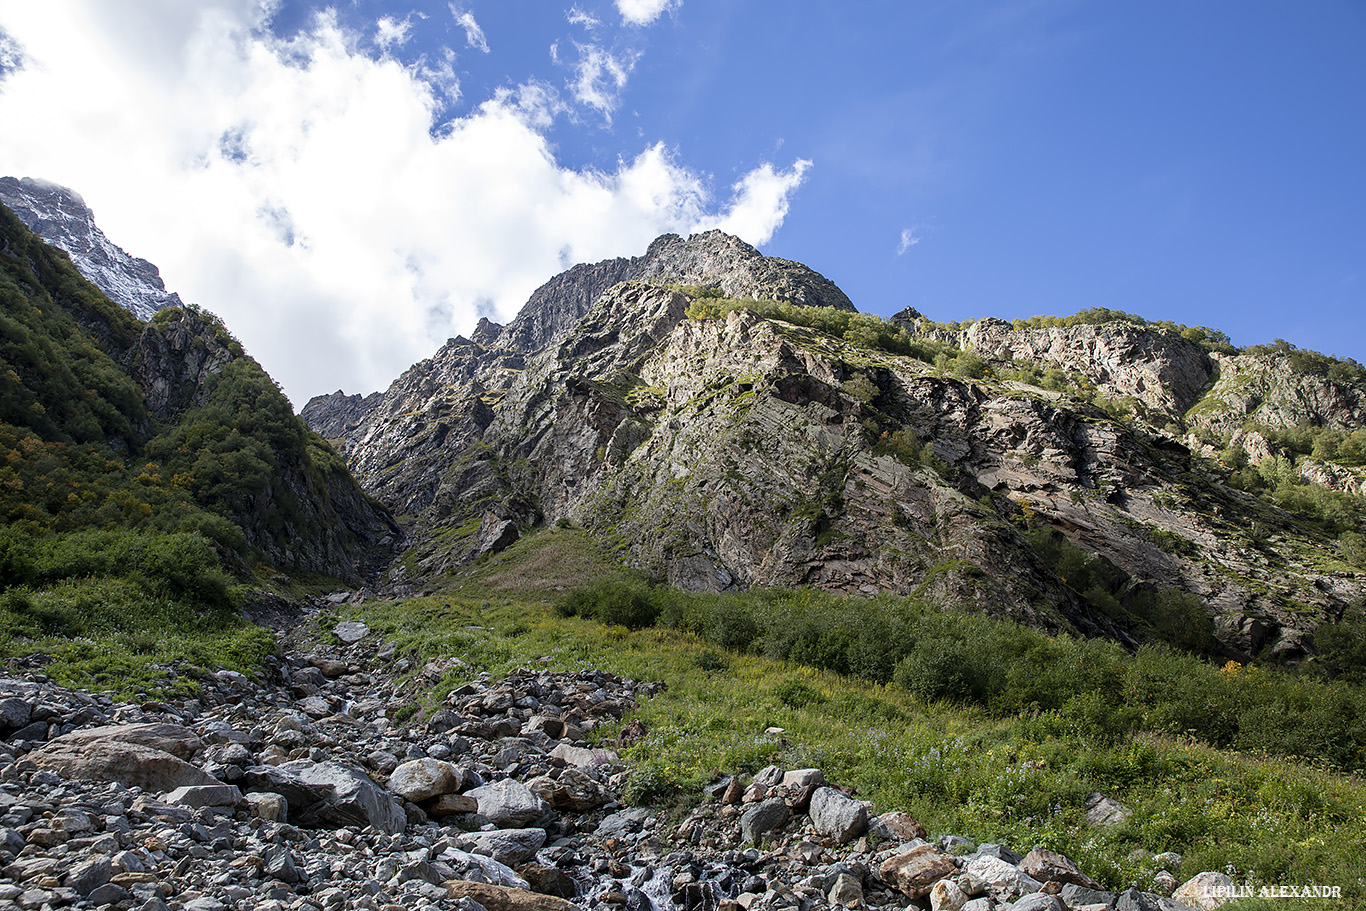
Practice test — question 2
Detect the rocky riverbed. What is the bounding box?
[0,618,1236,911]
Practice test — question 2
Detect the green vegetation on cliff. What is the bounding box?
[0,202,385,693]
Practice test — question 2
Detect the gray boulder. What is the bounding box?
[30,739,220,792]
[467,778,550,828]
[164,784,243,809]
[244,761,406,834]
[526,768,609,811]
[809,786,868,844]
[740,797,791,844]
[388,757,463,802]
[1085,792,1132,828]
[457,827,548,866]
[39,722,203,759]
[595,807,653,837]
[964,854,1043,903]
[0,697,31,730]
[334,621,370,644]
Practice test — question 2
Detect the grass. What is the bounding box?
[310,529,1366,904]
[6,521,1363,904]
[0,576,274,698]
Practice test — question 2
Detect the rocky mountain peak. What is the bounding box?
[0,176,182,321]
[483,230,854,358]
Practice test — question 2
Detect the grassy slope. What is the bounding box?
[320,528,1365,907]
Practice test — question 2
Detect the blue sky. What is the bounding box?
[1,1,1363,402]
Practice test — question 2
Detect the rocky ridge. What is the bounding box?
[0,178,181,322]
[305,233,1366,661]
[0,620,1233,911]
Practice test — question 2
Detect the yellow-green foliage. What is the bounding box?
[1011,307,1236,355]
[0,526,271,697]
[683,294,957,365]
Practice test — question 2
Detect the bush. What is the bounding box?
[558,578,1366,773]
[555,578,660,629]
[773,677,826,708]
[894,638,984,704]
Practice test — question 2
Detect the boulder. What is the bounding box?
[879,844,958,900]
[440,848,529,889]
[595,807,653,837]
[1007,895,1063,911]
[244,792,288,822]
[1115,889,1172,911]
[30,739,220,792]
[334,621,370,644]
[0,697,32,730]
[828,871,863,906]
[445,880,579,911]
[526,768,608,811]
[1084,792,1132,828]
[1172,872,1237,910]
[781,768,825,790]
[163,784,243,809]
[930,878,968,911]
[457,827,548,866]
[739,798,791,844]
[808,786,868,844]
[425,793,478,817]
[1060,884,1118,909]
[388,757,464,802]
[743,764,785,802]
[244,761,406,834]
[38,722,203,759]
[468,778,550,828]
[63,856,111,897]
[964,855,1042,903]
[871,811,928,843]
[1019,847,1100,889]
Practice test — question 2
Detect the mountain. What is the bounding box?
[0,176,182,321]
[307,231,1366,665]
[0,199,397,585]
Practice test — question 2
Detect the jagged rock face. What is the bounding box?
[494,256,637,354]
[628,231,856,312]
[1187,351,1366,438]
[301,389,384,444]
[961,319,1214,418]
[128,308,237,422]
[309,231,1365,658]
[0,176,181,321]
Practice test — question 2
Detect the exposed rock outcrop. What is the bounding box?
[0,176,181,321]
[304,231,1366,657]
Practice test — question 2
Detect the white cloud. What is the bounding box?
[449,6,490,54]
[375,15,413,49]
[567,6,600,29]
[897,227,920,255]
[616,0,679,27]
[710,160,812,246]
[565,42,638,119]
[0,2,806,404]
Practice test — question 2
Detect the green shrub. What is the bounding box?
[558,577,1366,773]
[773,677,826,708]
[555,578,660,629]
[894,638,983,704]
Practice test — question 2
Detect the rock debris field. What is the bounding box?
[0,618,1238,911]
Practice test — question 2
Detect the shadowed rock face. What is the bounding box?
[0,176,182,321]
[305,230,1366,659]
